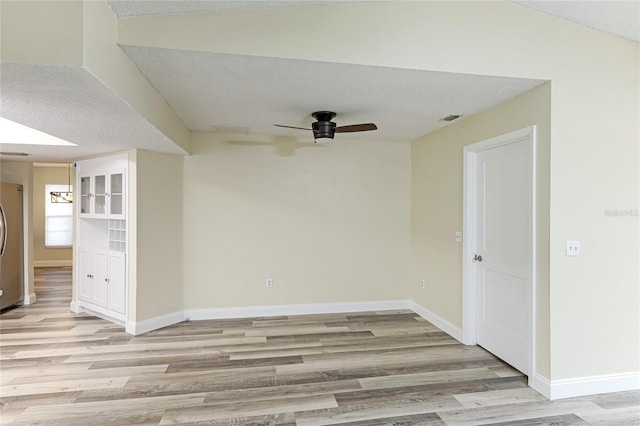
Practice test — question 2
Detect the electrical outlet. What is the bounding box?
[566,240,580,256]
[420,280,425,289]
[266,278,273,288]
[454,231,462,242]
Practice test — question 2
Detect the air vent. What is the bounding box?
[441,114,462,122]
[0,152,30,156]
[210,125,251,135]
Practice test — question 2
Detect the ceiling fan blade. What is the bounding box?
[335,123,378,133]
[274,124,312,131]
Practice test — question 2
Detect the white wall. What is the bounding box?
[411,83,551,377]
[182,134,411,310]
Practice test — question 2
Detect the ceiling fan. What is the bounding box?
[274,111,377,143]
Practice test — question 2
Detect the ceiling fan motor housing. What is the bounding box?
[312,120,336,140]
[311,111,337,141]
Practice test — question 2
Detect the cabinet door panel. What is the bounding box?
[94,173,107,216]
[108,169,126,219]
[78,250,94,303]
[79,175,92,216]
[108,253,126,314]
[92,251,108,308]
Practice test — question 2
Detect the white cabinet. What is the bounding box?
[107,252,126,314]
[78,169,125,219]
[78,248,125,315]
[75,154,128,322]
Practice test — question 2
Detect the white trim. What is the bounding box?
[23,292,37,305]
[125,310,184,336]
[549,372,640,400]
[69,300,83,313]
[462,126,537,375]
[531,373,552,399]
[34,260,72,268]
[185,300,409,321]
[408,301,463,343]
[126,300,465,344]
[76,300,125,322]
[80,306,125,327]
[531,372,640,400]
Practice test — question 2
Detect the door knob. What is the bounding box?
[474,254,483,262]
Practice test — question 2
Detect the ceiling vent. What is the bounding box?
[441,114,462,122]
[210,125,251,134]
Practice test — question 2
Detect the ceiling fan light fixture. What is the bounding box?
[314,136,333,144]
[312,119,336,143]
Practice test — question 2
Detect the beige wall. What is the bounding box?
[33,166,73,266]
[0,0,83,66]
[0,161,35,301]
[182,134,411,309]
[132,150,183,321]
[411,83,551,377]
[3,0,638,385]
[121,0,639,383]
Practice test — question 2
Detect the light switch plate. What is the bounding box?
[566,240,580,256]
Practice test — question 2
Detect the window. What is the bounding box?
[45,184,73,247]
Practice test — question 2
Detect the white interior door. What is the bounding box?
[475,138,532,375]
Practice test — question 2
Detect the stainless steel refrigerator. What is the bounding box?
[0,182,24,310]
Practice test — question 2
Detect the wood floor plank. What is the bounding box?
[1,267,638,425]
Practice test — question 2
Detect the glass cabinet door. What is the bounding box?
[109,171,124,217]
[94,174,107,215]
[80,176,91,215]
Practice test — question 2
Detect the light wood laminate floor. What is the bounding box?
[1,268,638,425]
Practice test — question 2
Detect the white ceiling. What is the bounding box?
[0,63,186,162]
[121,46,544,142]
[1,1,637,162]
[512,1,639,43]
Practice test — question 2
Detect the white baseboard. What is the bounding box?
[125,300,410,336]
[549,372,640,400]
[69,300,83,313]
[184,300,410,322]
[23,293,37,305]
[34,260,72,268]
[531,373,552,399]
[125,310,184,336]
[408,300,464,343]
[126,300,465,344]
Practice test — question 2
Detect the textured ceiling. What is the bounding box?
[121,46,545,142]
[2,1,635,162]
[513,1,640,42]
[0,63,186,162]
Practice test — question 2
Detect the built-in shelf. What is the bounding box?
[109,219,126,252]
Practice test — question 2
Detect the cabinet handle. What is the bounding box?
[105,278,109,283]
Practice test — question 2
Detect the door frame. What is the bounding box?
[462,125,537,381]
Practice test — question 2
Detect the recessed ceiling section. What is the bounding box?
[121,46,546,142]
[0,62,187,162]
